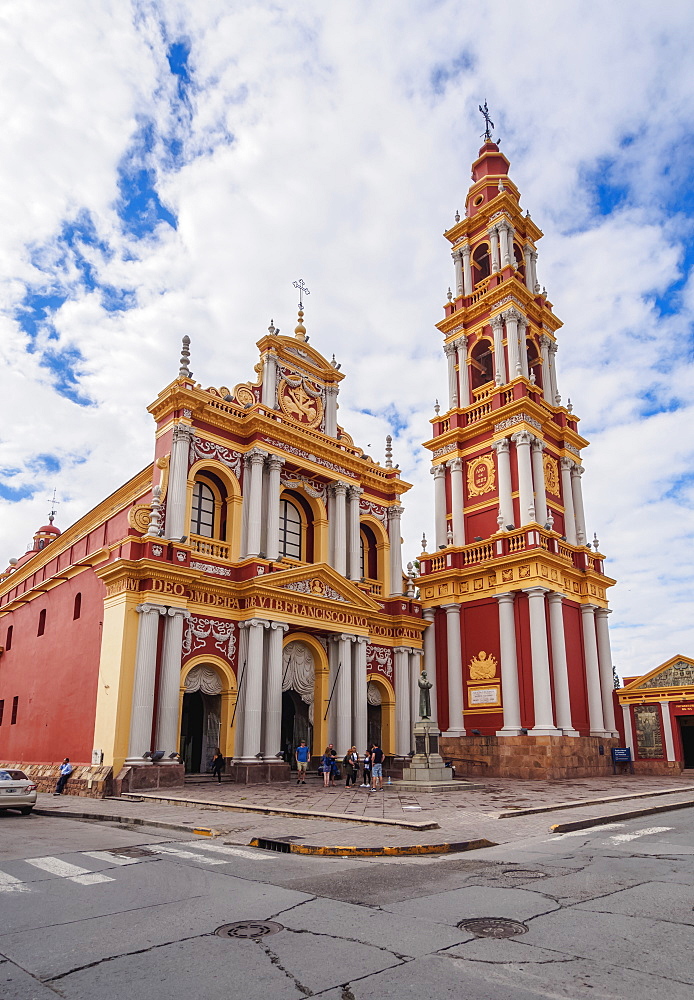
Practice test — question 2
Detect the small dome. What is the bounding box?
[36,524,61,536]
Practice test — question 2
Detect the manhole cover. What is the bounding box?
[107,846,153,859]
[215,920,284,939]
[502,869,547,879]
[458,917,528,938]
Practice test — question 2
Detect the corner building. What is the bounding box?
[418,140,620,778]
[0,316,424,785]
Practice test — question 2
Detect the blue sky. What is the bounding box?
[1,0,693,674]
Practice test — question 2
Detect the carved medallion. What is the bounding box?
[233,383,256,408]
[543,454,560,495]
[467,454,496,496]
[468,651,498,680]
[128,504,152,533]
[278,377,324,428]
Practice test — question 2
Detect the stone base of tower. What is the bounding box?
[440,734,622,780]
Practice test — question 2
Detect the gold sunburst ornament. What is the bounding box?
[468,650,498,680]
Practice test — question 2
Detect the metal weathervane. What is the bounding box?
[293,278,310,310]
[479,100,494,141]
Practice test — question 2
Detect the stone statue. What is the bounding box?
[418,670,432,720]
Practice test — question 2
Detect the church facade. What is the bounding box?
[1,136,629,787]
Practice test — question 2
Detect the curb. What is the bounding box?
[120,792,440,831]
[33,807,219,837]
[248,836,497,857]
[550,796,694,833]
[499,784,694,819]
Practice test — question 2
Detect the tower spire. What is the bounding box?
[292,279,310,342]
[179,335,192,378]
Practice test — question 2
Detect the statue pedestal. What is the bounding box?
[397,722,474,792]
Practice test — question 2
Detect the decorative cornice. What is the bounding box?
[493,413,542,433]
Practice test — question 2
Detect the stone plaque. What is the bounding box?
[429,735,439,755]
[469,686,500,706]
[415,734,426,755]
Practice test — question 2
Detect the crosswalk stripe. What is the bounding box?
[178,841,272,861]
[0,870,31,893]
[83,851,142,866]
[608,826,672,844]
[550,823,625,840]
[141,844,226,865]
[24,857,114,883]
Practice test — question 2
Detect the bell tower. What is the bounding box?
[417,128,620,778]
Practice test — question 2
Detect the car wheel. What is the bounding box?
[19,807,33,816]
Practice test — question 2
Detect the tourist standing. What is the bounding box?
[343,746,359,786]
[295,740,310,784]
[321,746,333,787]
[211,749,225,783]
[361,749,371,788]
[370,743,384,791]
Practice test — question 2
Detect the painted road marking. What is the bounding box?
[0,870,31,893]
[179,841,273,861]
[142,844,226,865]
[24,857,114,884]
[550,823,625,840]
[83,851,142,866]
[608,826,673,844]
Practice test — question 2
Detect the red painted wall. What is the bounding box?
[563,601,590,734]
[460,598,502,735]
[434,609,449,733]
[514,593,535,729]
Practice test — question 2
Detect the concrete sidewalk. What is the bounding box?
[35,772,694,853]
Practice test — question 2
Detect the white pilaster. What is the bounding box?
[234,622,250,759]
[531,437,548,525]
[595,609,618,735]
[491,315,507,385]
[265,454,284,561]
[512,430,535,526]
[394,646,411,756]
[492,438,514,529]
[126,603,167,763]
[332,481,348,576]
[449,457,465,546]
[452,250,463,297]
[539,334,553,403]
[262,621,289,758]
[352,636,368,752]
[422,608,439,725]
[347,485,362,582]
[560,457,577,545]
[455,336,471,407]
[462,244,472,295]
[442,604,465,736]
[530,249,539,292]
[444,342,458,408]
[622,704,634,754]
[432,465,448,548]
[504,308,521,378]
[489,227,500,273]
[336,633,355,754]
[155,607,191,754]
[387,504,404,596]
[660,702,676,762]
[244,449,267,557]
[525,587,561,734]
[409,648,422,726]
[570,465,587,546]
[547,593,579,735]
[523,245,533,290]
[324,384,339,438]
[164,423,194,540]
[495,592,522,735]
[519,317,529,379]
[581,605,609,736]
[498,221,511,267]
[241,618,270,760]
[261,353,277,407]
[549,342,560,404]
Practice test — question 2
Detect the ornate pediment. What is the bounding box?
[622,655,694,693]
[249,563,382,611]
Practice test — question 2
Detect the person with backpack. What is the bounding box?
[343,746,359,786]
[361,749,372,787]
[370,743,384,791]
[211,749,225,783]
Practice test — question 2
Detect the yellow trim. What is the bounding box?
[92,590,142,774]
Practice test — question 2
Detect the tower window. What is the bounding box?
[470,339,494,390]
[37,609,46,637]
[0,700,4,726]
[472,243,490,284]
[5,625,12,651]
[279,499,303,560]
[11,696,18,725]
[191,481,216,537]
[73,593,82,620]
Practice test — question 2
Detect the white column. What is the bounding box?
[523,245,533,290]
[531,437,548,525]
[462,244,472,295]
[449,457,465,546]
[539,335,553,403]
[622,703,634,754]
[327,636,339,742]
[452,250,463,297]
[581,605,608,736]
[525,587,560,734]
[489,227,500,273]
[164,423,193,540]
[530,249,539,292]
[348,485,362,581]
[265,455,284,561]
[492,438,514,529]
[504,308,520,378]
[444,342,458,408]
[336,634,354,754]
[244,449,267,557]
[234,622,250,759]
[432,465,448,548]
[455,336,471,407]
[519,318,529,379]
[261,353,277,407]
[549,343,560,404]
[262,621,289,758]
[155,607,191,754]
[241,619,269,759]
[547,593,579,735]
[512,430,535,527]
[324,384,339,437]
[443,604,465,736]
[560,457,577,545]
[595,609,618,735]
[409,649,423,725]
[126,603,167,763]
[495,592,522,735]
[498,221,511,267]
[570,465,587,546]
[352,636,368,752]
[394,646,411,755]
[422,609,439,725]
[491,315,507,385]
[332,481,348,576]
[387,504,404,595]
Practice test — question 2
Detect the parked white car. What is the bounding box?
[0,769,38,815]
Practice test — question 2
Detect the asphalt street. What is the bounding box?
[1,806,693,999]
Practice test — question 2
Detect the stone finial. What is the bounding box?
[593,532,600,551]
[447,287,453,302]
[179,336,192,378]
[434,399,440,415]
[446,525,453,546]
[546,511,555,531]
[567,398,573,413]
[455,209,460,222]
[421,533,428,553]
[385,434,393,468]
[529,369,536,384]
[294,309,307,341]
[144,485,163,537]
[406,562,416,598]
[268,319,276,335]
[497,510,505,532]
[498,178,505,192]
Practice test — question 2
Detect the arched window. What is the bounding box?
[360,524,378,583]
[513,241,525,277]
[191,481,216,538]
[472,243,490,285]
[73,593,82,621]
[527,340,543,388]
[5,625,12,651]
[37,609,46,637]
[279,499,303,560]
[470,338,494,390]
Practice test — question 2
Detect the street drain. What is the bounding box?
[215,920,284,939]
[458,917,528,938]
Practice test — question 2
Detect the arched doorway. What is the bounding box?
[180,664,223,773]
[367,681,382,749]
[281,640,315,766]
